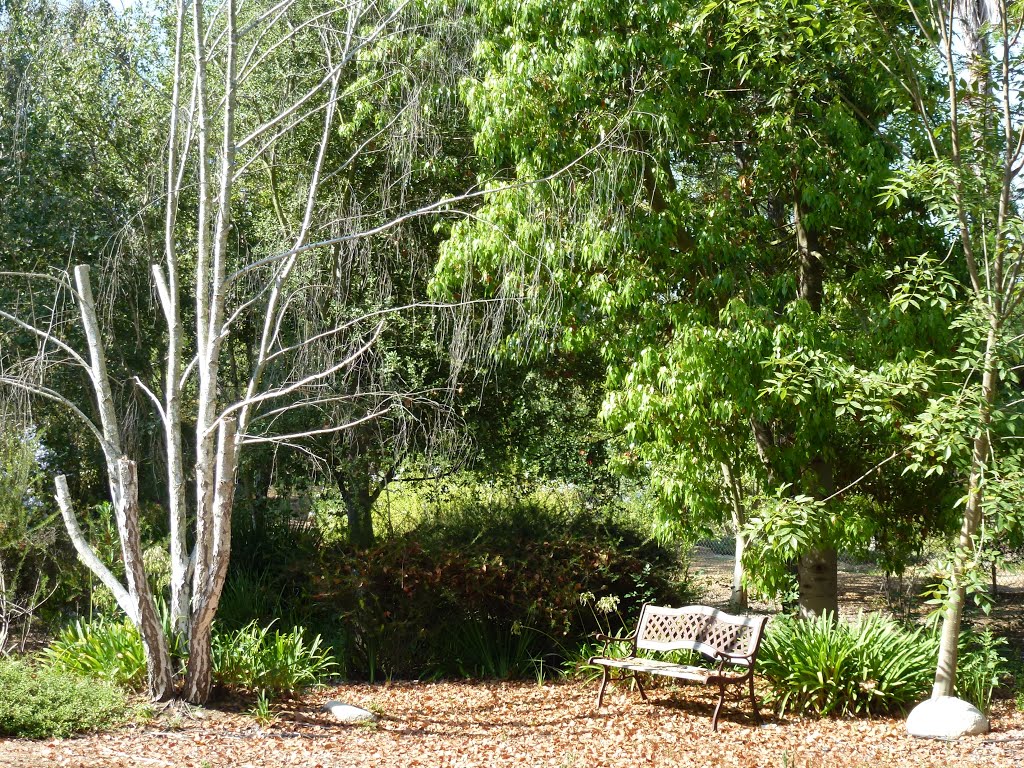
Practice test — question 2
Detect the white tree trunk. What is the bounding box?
[157,0,190,646]
[114,460,174,699]
[720,460,747,610]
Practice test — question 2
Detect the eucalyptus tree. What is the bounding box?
[0,0,487,703]
[436,0,954,615]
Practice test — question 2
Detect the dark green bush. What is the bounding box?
[0,657,128,738]
[759,612,936,716]
[313,496,690,680]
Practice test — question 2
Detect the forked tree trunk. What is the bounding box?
[186,419,239,703]
[115,460,175,698]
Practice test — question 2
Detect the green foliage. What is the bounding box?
[211,622,336,697]
[314,491,690,680]
[955,630,1007,715]
[0,657,128,738]
[0,426,58,650]
[759,613,936,717]
[438,619,542,680]
[249,688,276,726]
[436,0,959,609]
[217,567,289,632]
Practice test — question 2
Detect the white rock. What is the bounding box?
[323,701,378,724]
[906,696,989,740]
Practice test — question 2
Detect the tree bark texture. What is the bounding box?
[794,199,839,618]
[115,460,175,700]
[797,547,839,620]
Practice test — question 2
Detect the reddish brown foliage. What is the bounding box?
[2,680,1021,767]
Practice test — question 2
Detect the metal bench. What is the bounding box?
[588,604,769,731]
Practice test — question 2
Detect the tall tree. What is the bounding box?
[878,0,1024,699]
[436,0,954,615]
[0,0,484,703]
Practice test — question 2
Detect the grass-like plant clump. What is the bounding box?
[212,621,336,696]
[0,657,128,738]
[42,618,149,689]
[759,613,1009,717]
[759,612,936,716]
[42,617,335,698]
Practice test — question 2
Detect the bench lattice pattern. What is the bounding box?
[638,612,753,656]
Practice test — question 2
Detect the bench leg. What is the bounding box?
[595,667,609,709]
[749,675,761,725]
[711,682,727,732]
[633,673,647,701]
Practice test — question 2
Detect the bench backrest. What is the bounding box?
[635,604,768,666]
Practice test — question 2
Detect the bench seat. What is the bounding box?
[590,656,746,682]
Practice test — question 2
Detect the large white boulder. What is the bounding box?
[323,701,378,724]
[906,696,989,740]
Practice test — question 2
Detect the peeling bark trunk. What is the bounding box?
[115,460,174,699]
[186,418,239,703]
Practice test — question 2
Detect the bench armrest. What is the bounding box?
[593,631,635,643]
[593,630,637,656]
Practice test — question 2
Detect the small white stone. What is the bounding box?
[906,696,989,740]
[322,701,378,724]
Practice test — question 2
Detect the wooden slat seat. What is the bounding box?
[588,604,769,731]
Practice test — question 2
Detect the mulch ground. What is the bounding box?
[2,680,1023,768]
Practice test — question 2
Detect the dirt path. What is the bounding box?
[2,680,1022,768]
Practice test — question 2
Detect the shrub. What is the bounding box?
[0,657,128,738]
[956,629,1008,714]
[312,494,691,680]
[212,621,336,696]
[759,612,936,716]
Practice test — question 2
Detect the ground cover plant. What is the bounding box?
[0,657,128,738]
